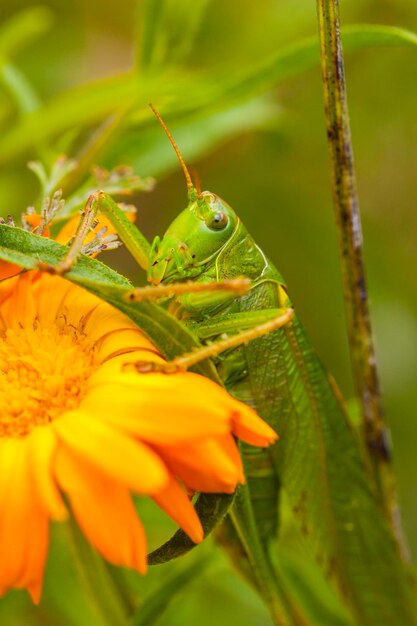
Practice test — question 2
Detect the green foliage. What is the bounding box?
[0,13,415,168]
[0,6,53,60]
[1,2,417,625]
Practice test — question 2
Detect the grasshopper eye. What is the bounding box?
[206,211,228,231]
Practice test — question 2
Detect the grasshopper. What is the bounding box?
[125,110,414,625]
[34,109,415,624]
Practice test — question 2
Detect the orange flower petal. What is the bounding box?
[54,411,169,494]
[0,261,22,281]
[156,435,245,493]
[34,275,74,326]
[94,328,160,362]
[24,214,45,232]
[55,449,147,573]
[5,272,37,323]
[26,428,67,521]
[82,375,233,444]
[90,368,278,448]
[74,304,140,340]
[152,475,204,544]
[0,440,48,603]
[231,410,278,447]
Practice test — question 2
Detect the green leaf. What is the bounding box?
[161,24,417,119]
[130,554,213,626]
[271,548,355,626]
[0,24,415,165]
[65,519,128,626]
[0,73,148,164]
[0,6,53,61]
[138,0,210,72]
[107,97,281,179]
[343,23,417,47]
[148,493,234,566]
[1,64,41,115]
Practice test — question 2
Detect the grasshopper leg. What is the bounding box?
[37,192,101,275]
[37,190,149,275]
[129,308,294,374]
[125,278,251,302]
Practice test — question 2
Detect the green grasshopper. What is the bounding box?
[26,110,414,624]
[118,110,414,626]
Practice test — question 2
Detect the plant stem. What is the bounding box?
[230,485,310,626]
[130,556,213,626]
[67,518,131,626]
[315,0,408,558]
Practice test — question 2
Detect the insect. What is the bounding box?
[31,109,414,624]
[123,109,413,625]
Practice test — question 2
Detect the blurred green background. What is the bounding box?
[0,1,416,624]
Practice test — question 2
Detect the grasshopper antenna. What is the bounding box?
[191,167,202,197]
[149,103,199,199]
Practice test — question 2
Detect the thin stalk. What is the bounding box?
[315,0,408,557]
[130,556,213,626]
[230,485,310,626]
[66,517,131,626]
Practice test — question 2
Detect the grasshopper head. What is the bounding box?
[149,191,238,284]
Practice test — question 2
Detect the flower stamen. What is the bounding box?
[0,320,97,438]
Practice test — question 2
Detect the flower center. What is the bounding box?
[0,317,97,438]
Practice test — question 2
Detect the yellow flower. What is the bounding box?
[0,271,277,602]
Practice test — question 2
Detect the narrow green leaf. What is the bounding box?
[130,555,213,626]
[138,0,209,71]
[343,23,417,47]
[271,548,355,626]
[108,97,281,179]
[1,64,41,114]
[66,519,128,626]
[0,6,53,60]
[164,24,417,118]
[148,493,234,566]
[0,24,415,165]
[0,73,147,164]
[137,0,162,70]
[0,226,130,289]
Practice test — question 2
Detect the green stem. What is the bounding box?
[130,556,213,626]
[66,518,131,626]
[315,0,408,558]
[230,485,310,626]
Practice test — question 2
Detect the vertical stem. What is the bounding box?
[315,0,408,557]
[230,485,310,626]
[67,518,131,626]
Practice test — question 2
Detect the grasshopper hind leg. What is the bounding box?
[130,308,294,374]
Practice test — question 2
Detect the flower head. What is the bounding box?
[0,271,276,602]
